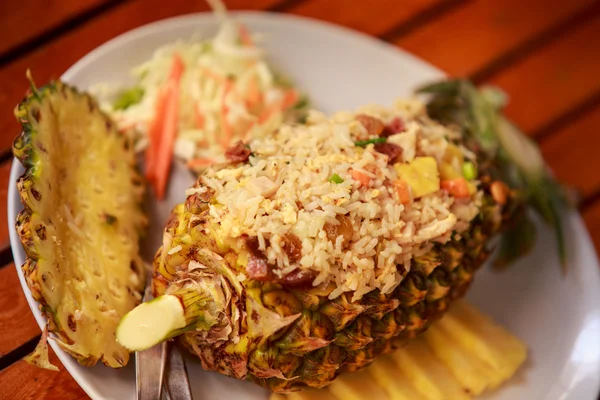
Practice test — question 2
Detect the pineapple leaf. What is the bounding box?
[418,79,569,269]
[494,212,537,269]
[23,326,59,372]
[25,69,41,101]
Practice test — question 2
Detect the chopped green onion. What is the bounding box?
[201,42,212,53]
[113,87,144,111]
[462,162,477,180]
[294,96,309,110]
[354,137,387,147]
[273,72,294,89]
[328,174,344,184]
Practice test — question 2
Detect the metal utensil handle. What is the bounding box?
[165,341,194,400]
[136,271,168,400]
[136,340,167,399]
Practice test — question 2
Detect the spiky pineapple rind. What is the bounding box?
[146,164,516,392]
[13,78,146,368]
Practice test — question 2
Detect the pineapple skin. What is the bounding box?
[13,81,147,368]
[153,169,518,392]
[268,300,528,400]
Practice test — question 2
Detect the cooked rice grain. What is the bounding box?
[194,99,481,301]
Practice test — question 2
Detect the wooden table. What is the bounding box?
[1,0,599,398]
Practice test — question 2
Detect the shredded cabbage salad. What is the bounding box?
[91,9,307,198]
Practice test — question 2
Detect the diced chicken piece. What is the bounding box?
[388,129,417,162]
[356,114,386,136]
[374,142,402,164]
[174,137,196,160]
[246,176,279,198]
[225,141,251,163]
[415,214,457,243]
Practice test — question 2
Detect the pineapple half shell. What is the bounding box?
[13,79,147,368]
[271,300,528,400]
[117,166,519,392]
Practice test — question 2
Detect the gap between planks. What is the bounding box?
[0,0,133,69]
[470,1,600,83]
[0,0,304,68]
[0,335,40,371]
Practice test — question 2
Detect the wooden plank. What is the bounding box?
[0,351,87,400]
[0,265,40,356]
[0,161,13,249]
[395,0,593,77]
[541,105,600,199]
[0,0,282,157]
[0,0,111,58]
[583,201,600,256]
[488,11,600,135]
[285,0,447,37]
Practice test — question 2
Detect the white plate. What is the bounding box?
[8,11,600,400]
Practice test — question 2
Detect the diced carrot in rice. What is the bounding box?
[441,178,471,198]
[392,180,412,204]
[350,170,371,187]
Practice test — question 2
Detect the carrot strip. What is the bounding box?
[245,74,263,111]
[194,103,205,129]
[258,89,298,124]
[199,66,227,83]
[153,82,178,199]
[151,53,185,199]
[258,103,278,124]
[168,53,185,80]
[145,86,168,182]
[281,89,298,110]
[187,158,215,168]
[243,122,256,141]
[219,80,234,149]
[239,23,253,47]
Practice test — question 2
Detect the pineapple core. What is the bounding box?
[117,295,186,351]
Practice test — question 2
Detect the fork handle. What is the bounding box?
[136,341,167,400]
[165,341,194,400]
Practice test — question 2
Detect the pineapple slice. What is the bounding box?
[436,315,515,382]
[439,162,461,181]
[368,356,426,400]
[394,157,440,198]
[328,369,390,400]
[423,323,498,395]
[443,143,464,167]
[449,302,527,375]
[287,390,339,400]
[13,78,146,368]
[391,340,469,400]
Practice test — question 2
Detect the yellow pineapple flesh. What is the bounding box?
[13,79,146,368]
